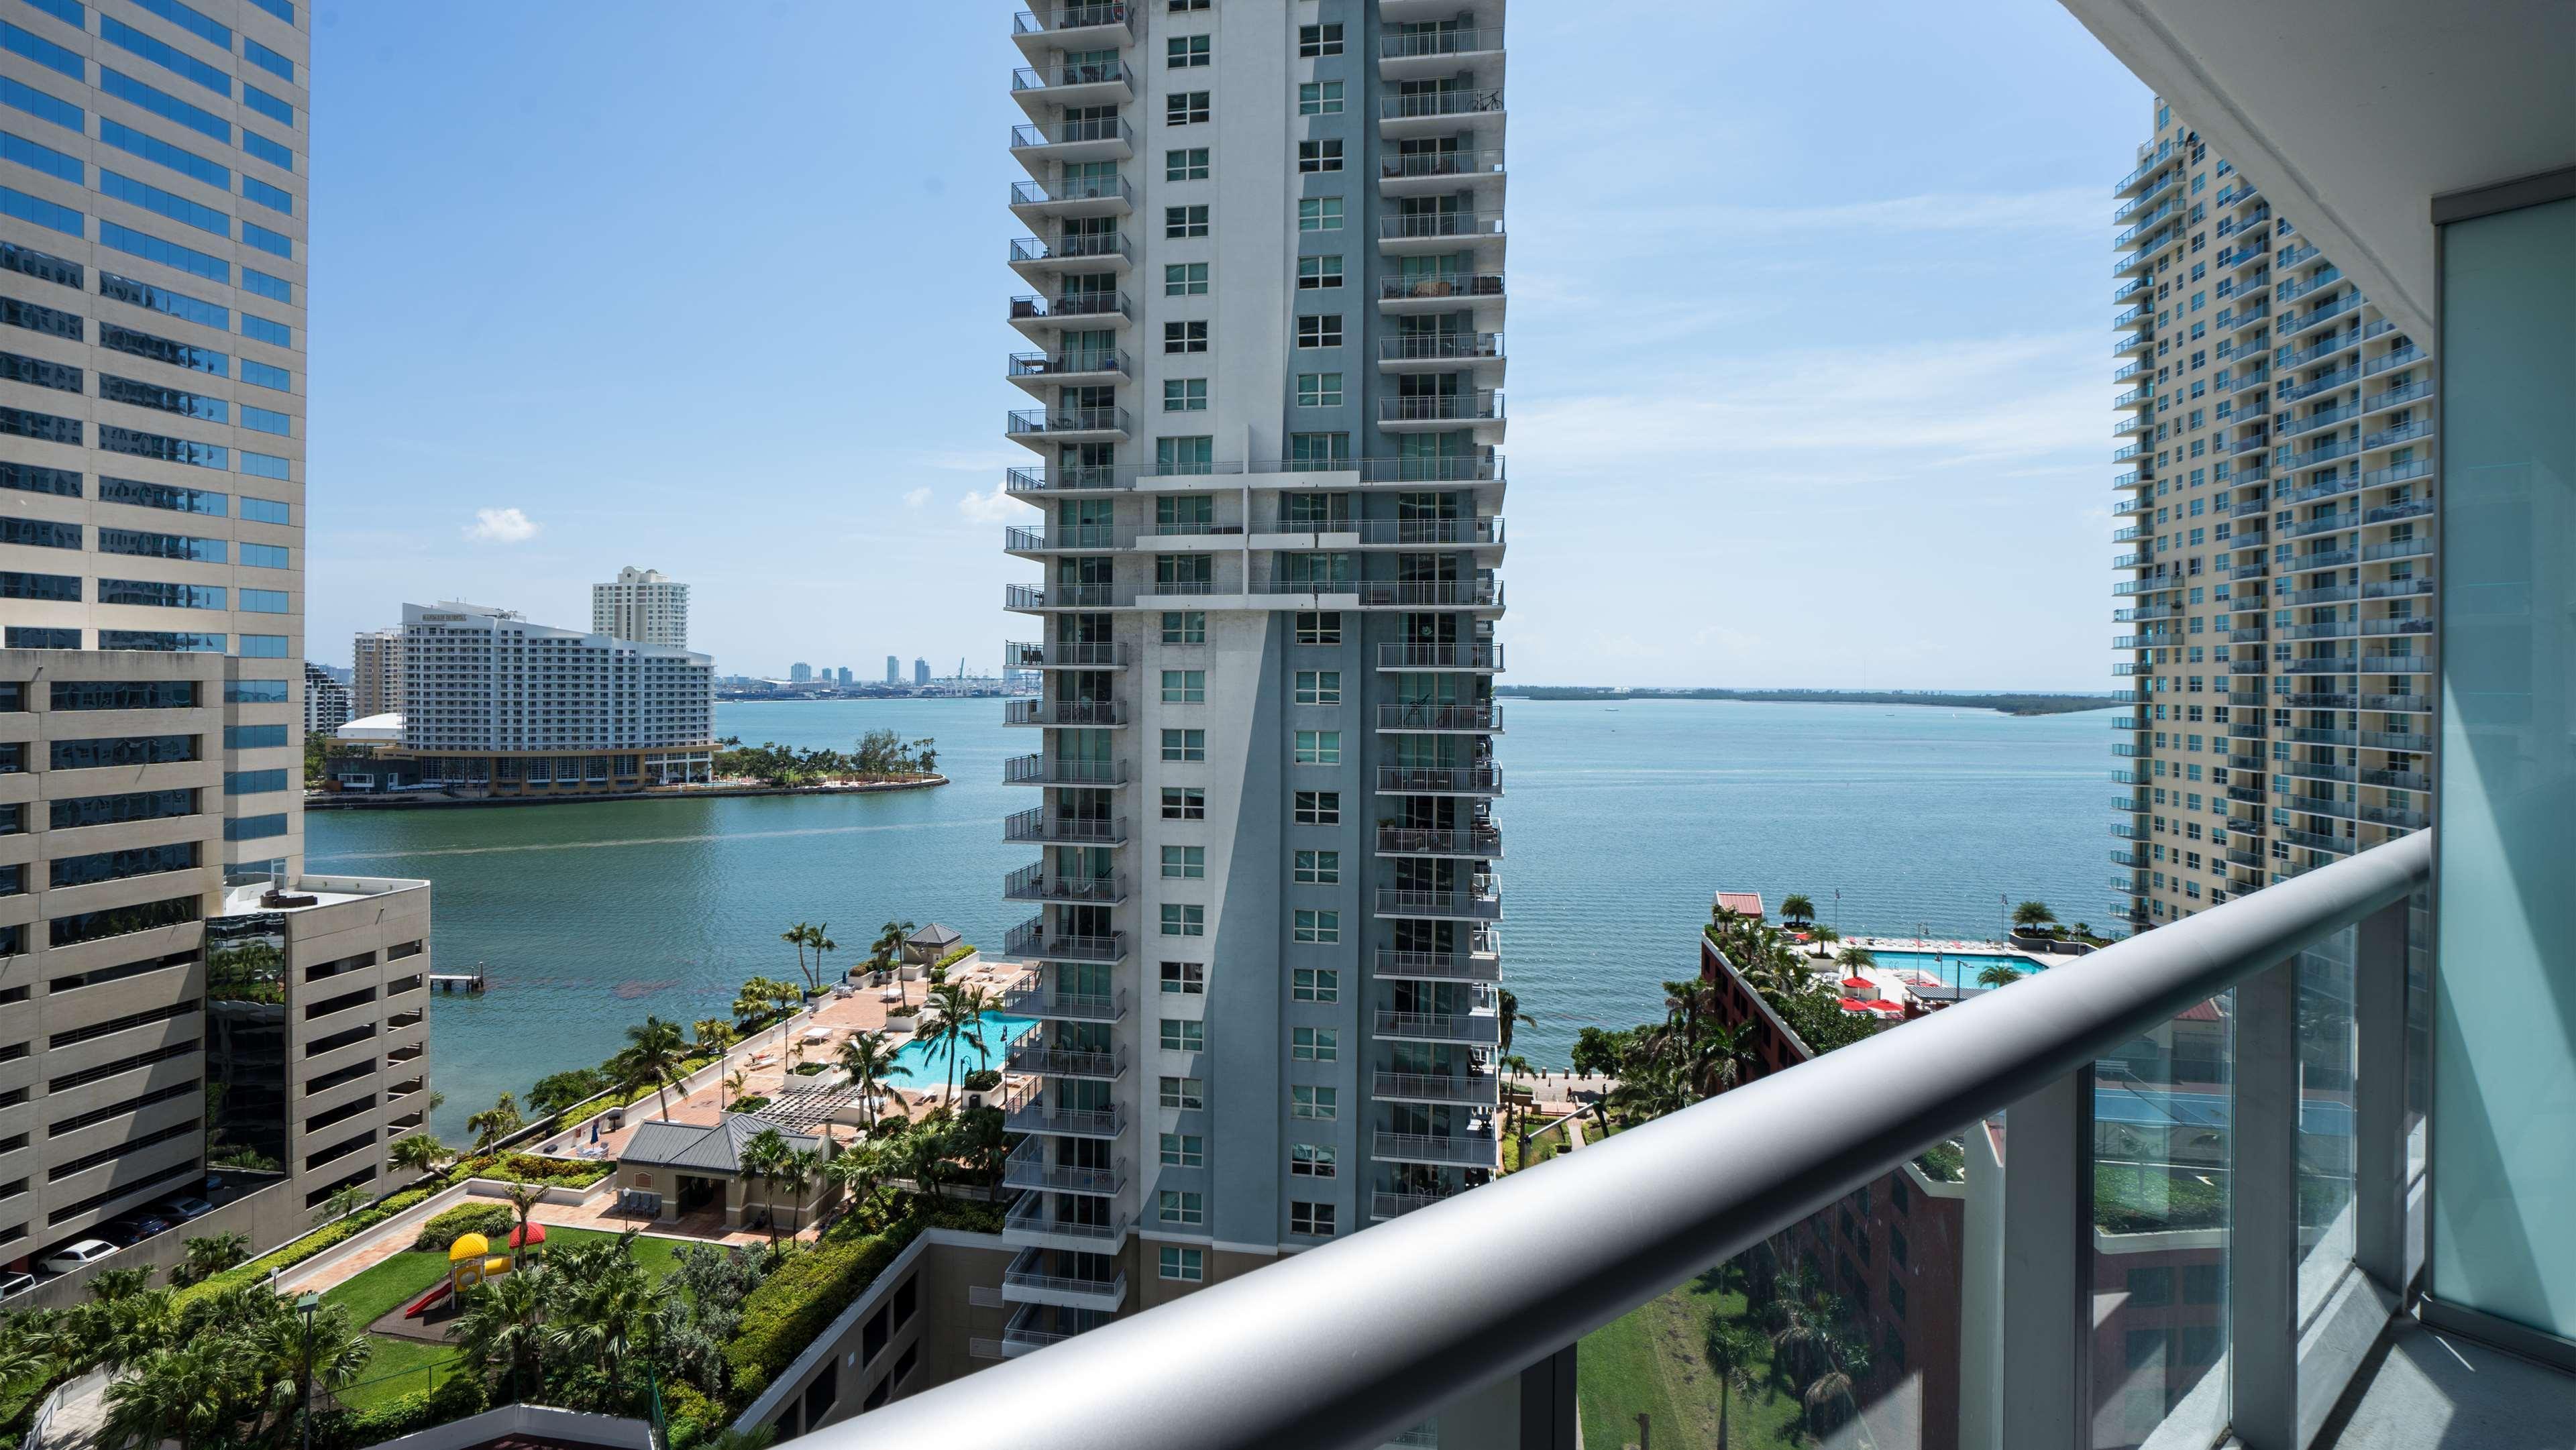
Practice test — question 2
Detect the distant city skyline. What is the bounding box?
[297,1,2147,689]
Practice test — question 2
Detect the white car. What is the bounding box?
[0,1272,33,1300]
[40,1240,115,1274]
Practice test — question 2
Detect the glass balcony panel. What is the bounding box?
[2294,927,2359,1323]
[2090,994,2232,1448]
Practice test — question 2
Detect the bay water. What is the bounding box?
[305,698,2114,1138]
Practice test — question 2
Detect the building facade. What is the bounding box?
[884,654,899,685]
[590,563,688,648]
[0,0,433,1279]
[369,600,714,793]
[350,626,400,719]
[996,0,1509,1348]
[2111,101,2434,932]
[912,656,929,687]
[300,658,344,734]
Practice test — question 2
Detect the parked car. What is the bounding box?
[40,1240,115,1274]
[158,1196,214,1221]
[0,1272,34,1300]
[101,1214,170,1243]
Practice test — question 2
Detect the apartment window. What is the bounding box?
[1164,321,1208,353]
[1298,23,1343,56]
[1297,255,1342,290]
[1158,1246,1204,1282]
[1295,670,1341,704]
[1294,849,1340,883]
[1162,786,1204,820]
[1160,1132,1203,1167]
[1297,140,1342,173]
[1162,669,1206,703]
[1158,1189,1206,1226]
[1161,728,1205,762]
[1293,908,1340,944]
[1293,730,1341,765]
[1291,1086,1337,1120]
[1161,610,1205,644]
[1293,790,1340,825]
[1160,1018,1205,1053]
[1168,0,1209,9]
[1165,205,1209,239]
[1292,967,1340,1003]
[1299,80,1343,115]
[1166,91,1210,125]
[1161,903,1205,936]
[1295,372,1344,407]
[1161,845,1205,879]
[1160,960,1205,995]
[1291,1201,1338,1237]
[1166,147,1209,182]
[1296,315,1343,348]
[1164,261,1210,295]
[1163,378,1208,412]
[1167,35,1210,67]
[1297,197,1342,231]
[1291,1026,1339,1062]
[1161,1076,1204,1110]
[1296,611,1342,644]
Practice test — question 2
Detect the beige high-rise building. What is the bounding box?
[0,0,430,1290]
[591,564,688,648]
[2112,99,2435,933]
[350,626,401,719]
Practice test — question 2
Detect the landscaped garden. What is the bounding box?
[1577,1262,1827,1449]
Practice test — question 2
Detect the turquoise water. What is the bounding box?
[879,1011,1037,1089]
[307,697,2114,1138]
[1860,948,2047,993]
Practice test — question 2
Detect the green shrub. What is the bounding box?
[413,1203,515,1251]
[934,943,975,970]
[447,1152,609,1188]
[790,1062,824,1076]
[663,1382,722,1447]
[732,1095,771,1115]
[722,1231,901,1404]
[175,1186,439,1305]
[961,1068,1001,1092]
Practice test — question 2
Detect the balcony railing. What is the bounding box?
[1379,88,1503,122]
[1376,702,1503,732]
[1379,148,1506,182]
[1373,1070,1499,1105]
[1008,232,1134,269]
[1011,175,1136,211]
[1003,808,1126,846]
[1007,406,1132,437]
[1011,117,1135,152]
[1009,58,1132,93]
[1375,1009,1501,1046]
[1371,1129,1500,1167]
[1373,944,1502,983]
[1008,292,1132,324]
[1379,272,1506,302]
[998,981,1128,1023]
[1379,391,1504,423]
[1003,698,1126,727]
[1003,863,1128,905]
[1010,4,1136,39]
[1375,886,1502,920]
[1379,333,1505,364]
[1003,1035,1128,1080]
[1009,349,1131,380]
[1377,763,1502,795]
[1352,579,1503,608]
[1002,1144,1126,1197]
[827,832,2433,1450]
[1006,640,1128,669]
[1377,642,1503,671]
[1380,211,1505,243]
[1379,25,1503,60]
[1003,919,1128,962]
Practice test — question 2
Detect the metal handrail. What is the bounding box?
[820,832,2430,1450]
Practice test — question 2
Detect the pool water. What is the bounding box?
[877,1011,1037,1089]
[1860,948,2048,991]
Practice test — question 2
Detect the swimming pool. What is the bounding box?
[1860,948,2047,990]
[877,1011,1038,1089]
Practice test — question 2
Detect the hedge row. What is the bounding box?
[720,1230,902,1404]
[174,1184,439,1305]
[448,1152,610,1188]
[413,1203,517,1251]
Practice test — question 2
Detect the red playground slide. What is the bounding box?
[402,1280,454,1319]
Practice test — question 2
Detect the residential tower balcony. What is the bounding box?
[1375,885,1503,922]
[1373,939,1503,983]
[1378,332,1507,384]
[1376,824,1503,859]
[1377,701,1503,733]
[1376,1007,1502,1047]
[1371,1129,1501,1169]
[1010,174,1135,223]
[1002,753,1128,787]
[1002,808,1126,847]
[1009,116,1134,166]
[1003,863,1128,905]
[1006,406,1131,445]
[1377,87,1505,140]
[1003,698,1127,728]
[1373,1070,1500,1107]
[1006,640,1129,671]
[1376,642,1503,671]
[1001,1143,1126,1197]
[1002,919,1128,962]
[1007,232,1134,280]
[1379,211,1506,262]
[1379,147,1507,199]
[1376,763,1503,797]
[1000,1195,1130,1253]
[1008,292,1133,337]
[1000,1244,1126,1313]
[1008,349,1131,392]
[1009,58,1133,114]
[998,976,1128,1024]
[1378,25,1505,82]
[1004,523,1121,557]
[1002,1034,1128,1081]
[1001,1084,1128,1140]
[1008,4,1137,54]
[1379,390,1505,437]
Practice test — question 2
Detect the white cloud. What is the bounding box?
[463,506,541,544]
[903,487,931,508]
[957,487,1029,524]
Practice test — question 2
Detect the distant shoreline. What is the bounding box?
[1495,688,2111,718]
[304,775,948,810]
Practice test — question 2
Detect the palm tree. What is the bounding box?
[621,1015,691,1120]
[837,1031,900,1128]
[448,1260,545,1402]
[1834,944,1878,975]
[898,1122,949,1205]
[810,925,837,991]
[504,1179,547,1270]
[1799,1330,1871,1440]
[767,979,806,1056]
[1780,893,1816,932]
[822,1139,888,1217]
[101,1341,233,1450]
[256,1299,372,1437]
[1687,1019,1761,1101]
[1495,985,1534,1056]
[172,1232,249,1288]
[693,1018,735,1060]
[311,1184,370,1226]
[720,1068,748,1113]
[87,1266,155,1302]
[1978,963,2025,989]
[2072,920,2094,941]
[921,984,990,1105]
[2013,899,2059,933]
[1703,1321,1765,1449]
[468,1093,523,1154]
[780,921,816,993]
[732,978,775,1032]
[1807,922,1841,958]
[872,918,918,1004]
[739,1129,792,1245]
[773,1147,822,1237]
[387,1130,447,1180]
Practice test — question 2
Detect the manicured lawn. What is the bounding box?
[321,1225,698,1413]
[1577,1270,1808,1450]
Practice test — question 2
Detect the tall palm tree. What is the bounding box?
[1799,1329,1871,1440]
[1495,985,1533,1056]
[504,1179,547,1270]
[898,1123,949,1205]
[2013,899,2059,932]
[692,1019,735,1060]
[822,1139,888,1217]
[1834,944,1878,976]
[101,1341,232,1450]
[1780,893,1816,932]
[810,925,837,990]
[387,1130,447,1180]
[255,1300,372,1439]
[732,978,775,1032]
[621,1016,691,1121]
[1703,1321,1765,1449]
[2072,920,2094,941]
[780,921,815,993]
[873,918,918,1005]
[767,979,806,1056]
[837,1031,900,1128]
[921,984,990,1105]
[774,1147,822,1237]
[1686,1019,1761,1101]
[739,1129,792,1245]
[448,1260,545,1402]
[468,1093,523,1154]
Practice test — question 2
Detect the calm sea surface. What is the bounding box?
[307,698,2113,1138]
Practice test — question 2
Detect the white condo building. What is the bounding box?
[591,563,688,648]
[996,0,1509,1347]
[300,659,345,734]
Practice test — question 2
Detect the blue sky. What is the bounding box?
[303,1,2147,689]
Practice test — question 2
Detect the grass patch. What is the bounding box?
[1577,1270,1808,1450]
[335,1335,466,1412]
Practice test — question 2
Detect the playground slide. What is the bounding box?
[402,1280,453,1319]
